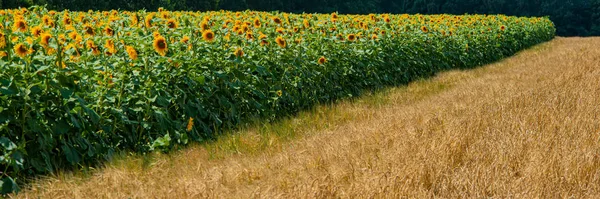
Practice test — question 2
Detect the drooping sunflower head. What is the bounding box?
[13,43,31,58]
[275,36,286,48]
[318,56,326,65]
[153,35,168,56]
[202,30,215,42]
[125,45,138,60]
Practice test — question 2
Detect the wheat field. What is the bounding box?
[18,37,600,198]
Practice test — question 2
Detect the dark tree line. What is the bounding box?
[1,0,598,36]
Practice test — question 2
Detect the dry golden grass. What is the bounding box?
[18,37,600,198]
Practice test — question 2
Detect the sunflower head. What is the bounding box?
[153,35,168,56]
[202,30,215,42]
[84,24,95,36]
[318,56,326,65]
[13,43,31,58]
[126,45,138,60]
[347,34,356,41]
[200,20,210,31]
[186,117,194,132]
[40,33,52,46]
[180,36,190,44]
[31,26,43,37]
[272,17,282,24]
[421,26,428,33]
[104,26,114,36]
[500,25,506,31]
[105,39,116,54]
[253,18,261,28]
[167,19,178,29]
[13,20,27,32]
[275,36,286,48]
[234,47,244,57]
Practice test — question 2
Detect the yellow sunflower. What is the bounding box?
[31,26,43,37]
[202,30,215,42]
[186,117,194,132]
[104,26,114,36]
[13,20,27,32]
[13,43,31,58]
[275,36,286,48]
[166,19,178,29]
[318,56,327,65]
[347,34,356,41]
[153,35,168,56]
[234,47,244,57]
[125,45,138,60]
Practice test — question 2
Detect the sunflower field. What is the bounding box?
[0,7,554,192]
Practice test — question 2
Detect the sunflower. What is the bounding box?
[153,35,168,56]
[303,19,310,28]
[272,16,282,24]
[145,14,153,28]
[200,20,210,31]
[104,26,114,36]
[276,27,284,34]
[63,16,72,25]
[500,25,506,31]
[253,18,261,28]
[38,32,52,46]
[234,47,244,57]
[347,34,356,41]
[13,43,31,58]
[166,19,178,29]
[186,117,194,132]
[125,45,138,60]
[371,34,378,40]
[105,39,116,55]
[0,33,6,48]
[180,36,190,44]
[421,26,428,33]
[275,36,286,48]
[84,24,95,36]
[276,90,283,97]
[202,30,215,42]
[318,56,326,65]
[245,32,253,40]
[0,51,7,58]
[13,20,27,32]
[31,26,43,37]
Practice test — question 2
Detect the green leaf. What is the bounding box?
[0,137,16,151]
[61,145,81,164]
[0,176,19,194]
